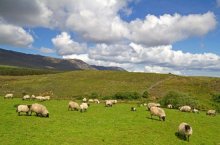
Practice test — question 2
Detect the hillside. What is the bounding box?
[0,70,220,109]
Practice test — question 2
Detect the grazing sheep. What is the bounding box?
[30,103,49,117]
[105,100,113,107]
[94,99,100,104]
[80,103,89,112]
[192,108,199,113]
[167,104,173,109]
[4,93,13,99]
[147,103,160,110]
[179,106,191,112]
[22,95,30,100]
[150,106,166,121]
[88,99,94,103]
[31,95,36,100]
[44,96,50,100]
[177,122,193,142]
[82,98,87,102]
[131,107,136,111]
[17,105,31,116]
[35,96,46,101]
[68,101,80,111]
[206,110,216,116]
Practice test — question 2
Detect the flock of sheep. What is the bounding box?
[4,93,217,142]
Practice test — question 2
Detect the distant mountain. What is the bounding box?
[91,65,126,71]
[0,48,95,71]
[0,48,126,71]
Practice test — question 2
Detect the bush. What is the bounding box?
[90,92,98,99]
[113,92,141,100]
[142,91,149,99]
[159,91,198,108]
[212,94,220,103]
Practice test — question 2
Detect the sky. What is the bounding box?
[0,0,220,77]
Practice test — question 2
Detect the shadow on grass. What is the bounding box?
[175,132,188,142]
[146,116,161,121]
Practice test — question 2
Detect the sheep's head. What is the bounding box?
[46,113,49,118]
[185,125,191,132]
[161,116,165,121]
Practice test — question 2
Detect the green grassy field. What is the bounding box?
[0,70,220,109]
[0,98,219,145]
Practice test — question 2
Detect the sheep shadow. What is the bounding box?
[146,116,161,121]
[175,132,187,141]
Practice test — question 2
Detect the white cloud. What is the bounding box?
[144,65,181,75]
[52,32,87,55]
[129,12,216,46]
[0,21,33,47]
[39,47,55,54]
[0,0,52,27]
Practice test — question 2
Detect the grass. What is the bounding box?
[0,98,219,145]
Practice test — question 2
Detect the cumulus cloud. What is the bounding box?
[0,21,33,47]
[52,32,87,55]
[144,65,181,75]
[129,12,216,46]
[0,0,52,27]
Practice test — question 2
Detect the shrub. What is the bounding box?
[142,91,149,99]
[90,92,98,99]
[212,94,220,103]
[113,92,141,100]
[159,91,198,108]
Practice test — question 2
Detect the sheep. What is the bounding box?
[22,95,30,100]
[68,101,80,111]
[88,99,94,103]
[105,100,113,107]
[167,104,173,109]
[80,103,89,112]
[35,96,46,101]
[44,96,50,100]
[31,95,36,100]
[131,107,136,111]
[179,106,191,112]
[149,106,166,121]
[177,122,193,142]
[82,98,87,102]
[147,103,160,110]
[206,110,216,116]
[4,93,13,99]
[111,100,117,104]
[94,99,100,104]
[192,108,199,113]
[16,104,31,116]
[30,103,49,117]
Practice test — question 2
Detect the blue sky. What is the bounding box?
[0,0,220,76]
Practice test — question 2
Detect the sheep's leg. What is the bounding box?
[18,112,20,116]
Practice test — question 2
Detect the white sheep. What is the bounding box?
[111,100,117,104]
[131,107,136,111]
[82,98,87,102]
[22,95,30,100]
[192,108,199,113]
[4,93,13,99]
[88,99,94,103]
[206,110,216,116]
[179,105,191,112]
[44,96,50,100]
[17,104,31,116]
[150,106,166,121]
[31,95,36,100]
[94,99,100,104]
[68,101,80,111]
[105,100,113,107]
[177,122,193,142]
[147,103,160,110]
[80,103,89,112]
[167,104,173,109]
[35,96,46,101]
[30,103,49,117]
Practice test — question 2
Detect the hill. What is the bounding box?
[0,70,220,110]
[0,48,125,71]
